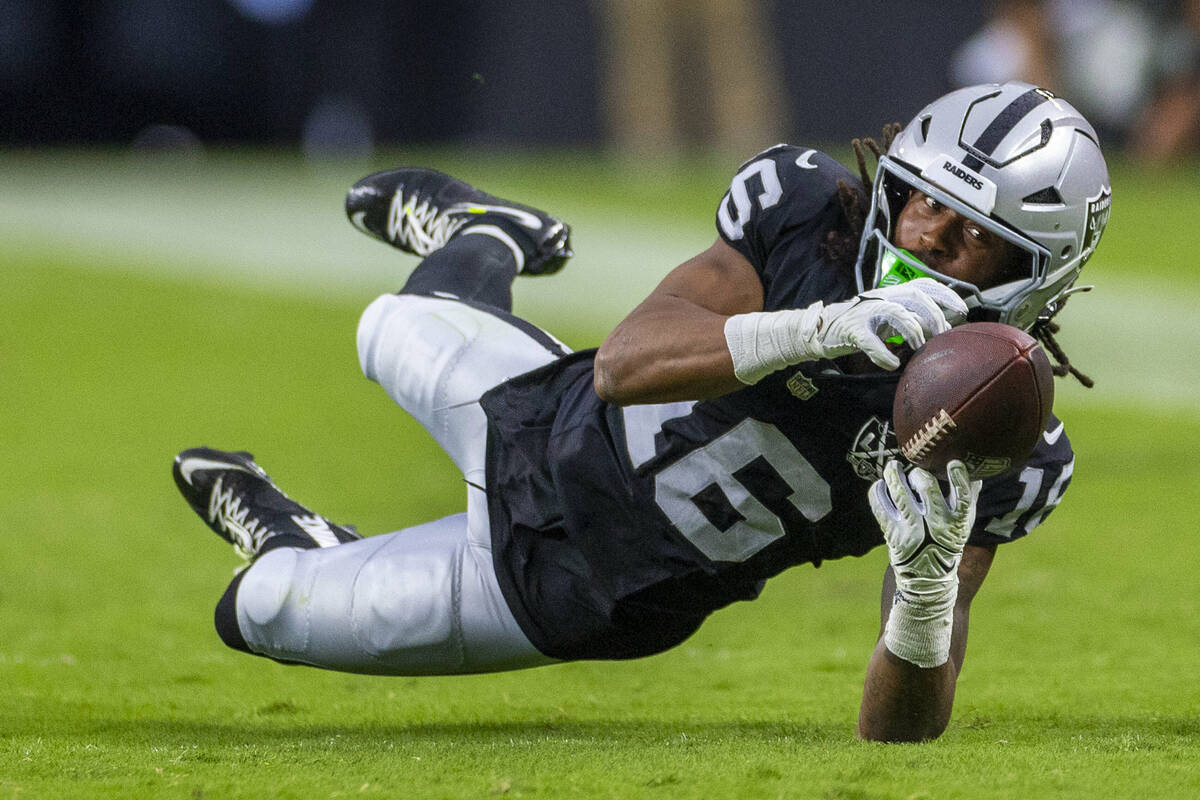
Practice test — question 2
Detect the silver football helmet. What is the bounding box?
[855,81,1111,332]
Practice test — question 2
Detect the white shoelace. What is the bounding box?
[386,191,470,256]
[207,475,276,559]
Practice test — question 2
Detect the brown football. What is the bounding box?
[893,322,1054,478]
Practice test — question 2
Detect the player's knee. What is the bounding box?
[213,549,301,656]
[234,548,310,655]
[356,293,476,388]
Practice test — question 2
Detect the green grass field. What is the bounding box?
[2,150,1198,798]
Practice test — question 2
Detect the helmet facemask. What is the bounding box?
[855,156,1058,330]
[852,82,1111,334]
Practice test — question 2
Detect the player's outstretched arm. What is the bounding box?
[858,544,994,742]
[594,240,966,406]
[594,238,764,405]
[857,461,992,742]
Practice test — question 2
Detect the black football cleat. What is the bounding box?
[345,167,573,275]
[172,447,361,561]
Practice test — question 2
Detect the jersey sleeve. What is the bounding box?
[968,414,1075,547]
[715,144,857,282]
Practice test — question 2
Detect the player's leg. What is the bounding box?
[356,292,570,483]
[227,510,549,674]
[176,169,575,673]
[350,166,575,480]
[346,167,573,311]
[176,452,553,674]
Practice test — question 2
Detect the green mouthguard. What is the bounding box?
[877,249,933,344]
[877,248,933,287]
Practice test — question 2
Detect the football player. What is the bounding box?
[173,81,1110,742]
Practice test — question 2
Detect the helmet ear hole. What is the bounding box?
[1060,245,1073,259]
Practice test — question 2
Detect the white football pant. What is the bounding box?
[233,293,566,674]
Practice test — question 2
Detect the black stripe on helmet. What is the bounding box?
[960,87,1052,171]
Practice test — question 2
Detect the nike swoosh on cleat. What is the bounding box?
[445,202,544,230]
[292,514,342,548]
[178,457,261,486]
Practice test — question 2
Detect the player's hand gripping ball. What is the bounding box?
[893,322,1054,478]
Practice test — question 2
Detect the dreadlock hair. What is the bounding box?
[824,122,1095,388]
[1031,318,1094,387]
[820,123,902,273]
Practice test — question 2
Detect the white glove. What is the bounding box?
[868,459,981,668]
[724,278,968,385]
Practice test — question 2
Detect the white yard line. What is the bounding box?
[0,159,702,325]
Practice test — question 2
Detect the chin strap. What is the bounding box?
[1032,319,1094,388]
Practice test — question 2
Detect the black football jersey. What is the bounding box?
[480,145,1075,661]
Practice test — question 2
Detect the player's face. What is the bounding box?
[893,190,1023,290]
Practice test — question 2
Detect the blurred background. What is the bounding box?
[6,0,1200,159]
[3,0,1199,413]
[5,0,1200,432]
